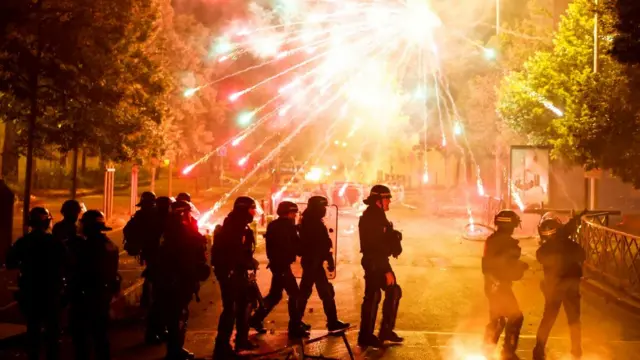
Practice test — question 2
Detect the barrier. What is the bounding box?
[130,165,139,216]
[103,166,115,221]
[579,212,640,299]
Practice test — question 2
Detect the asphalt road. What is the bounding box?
[3,202,640,359]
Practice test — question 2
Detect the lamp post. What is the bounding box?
[589,0,599,210]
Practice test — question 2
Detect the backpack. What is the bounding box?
[123,215,143,256]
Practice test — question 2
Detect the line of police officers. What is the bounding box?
[6,184,586,360]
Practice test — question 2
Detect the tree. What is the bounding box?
[498,0,640,187]
[610,0,640,64]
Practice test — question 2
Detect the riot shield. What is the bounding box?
[292,204,339,280]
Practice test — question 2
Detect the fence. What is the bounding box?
[579,213,640,299]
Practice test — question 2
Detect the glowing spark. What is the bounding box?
[231,135,246,146]
[477,180,485,196]
[229,92,242,102]
[238,156,249,166]
[237,111,254,126]
[442,135,447,147]
[483,47,497,60]
[338,183,348,197]
[183,88,198,98]
[464,355,487,360]
[182,164,196,175]
[278,105,290,117]
[542,101,564,116]
[305,167,323,182]
[422,172,429,184]
[454,122,463,135]
[218,55,229,63]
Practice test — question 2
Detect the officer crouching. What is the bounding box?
[249,201,310,338]
[482,210,528,360]
[156,200,209,360]
[358,185,403,348]
[533,214,585,360]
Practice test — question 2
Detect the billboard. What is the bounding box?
[509,146,550,209]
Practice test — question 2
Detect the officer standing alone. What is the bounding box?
[67,210,120,360]
[212,196,260,357]
[357,185,403,348]
[249,201,310,338]
[533,215,585,360]
[298,196,349,333]
[482,210,529,360]
[6,207,66,360]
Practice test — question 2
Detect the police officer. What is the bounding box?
[6,207,66,360]
[249,201,310,338]
[67,210,120,360]
[52,200,84,243]
[482,210,529,360]
[298,196,349,333]
[533,215,585,360]
[358,185,403,348]
[177,192,201,220]
[156,200,209,360]
[124,191,165,343]
[212,196,260,357]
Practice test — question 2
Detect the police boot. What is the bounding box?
[502,316,523,360]
[235,339,259,352]
[327,320,350,332]
[288,323,310,339]
[248,314,267,335]
[532,345,545,360]
[301,321,311,331]
[357,333,384,348]
[165,348,194,360]
[213,341,234,359]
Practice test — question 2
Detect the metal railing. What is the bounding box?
[579,213,640,299]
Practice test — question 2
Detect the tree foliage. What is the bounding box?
[498,0,640,187]
[610,0,640,64]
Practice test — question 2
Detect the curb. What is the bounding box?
[581,278,640,315]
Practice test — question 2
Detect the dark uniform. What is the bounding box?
[156,200,209,360]
[52,200,84,243]
[123,191,165,342]
[212,197,260,357]
[533,216,585,360]
[6,208,66,360]
[249,201,309,337]
[482,210,528,360]
[298,196,349,332]
[358,185,403,348]
[67,210,120,360]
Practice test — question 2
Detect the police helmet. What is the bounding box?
[29,207,52,229]
[277,201,299,216]
[539,211,560,226]
[171,200,192,215]
[156,196,174,212]
[61,200,83,217]
[233,196,256,211]
[307,195,329,209]
[81,210,112,232]
[176,192,191,203]
[363,184,392,205]
[538,217,563,243]
[136,191,156,207]
[494,209,521,229]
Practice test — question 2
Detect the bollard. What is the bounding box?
[0,180,14,264]
[130,165,139,216]
[260,199,266,226]
[103,166,115,222]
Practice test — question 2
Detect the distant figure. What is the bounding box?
[52,200,85,243]
[482,210,529,360]
[67,210,120,360]
[298,196,349,333]
[533,214,586,360]
[7,207,66,360]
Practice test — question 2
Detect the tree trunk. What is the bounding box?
[1,121,19,182]
[71,144,79,199]
[81,147,87,175]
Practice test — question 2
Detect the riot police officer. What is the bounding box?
[298,196,349,332]
[212,196,260,357]
[67,210,120,360]
[124,191,165,342]
[52,199,84,243]
[482,210,529,360]
[6,207,66,360]
[533,215,585,360]
[358,185,403,348]
[156,200,209,360]
[249,201,309,338]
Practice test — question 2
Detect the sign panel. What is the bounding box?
[291,204,339,280]
[509,146,550,209]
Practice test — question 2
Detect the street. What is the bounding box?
[3,201,640,359]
